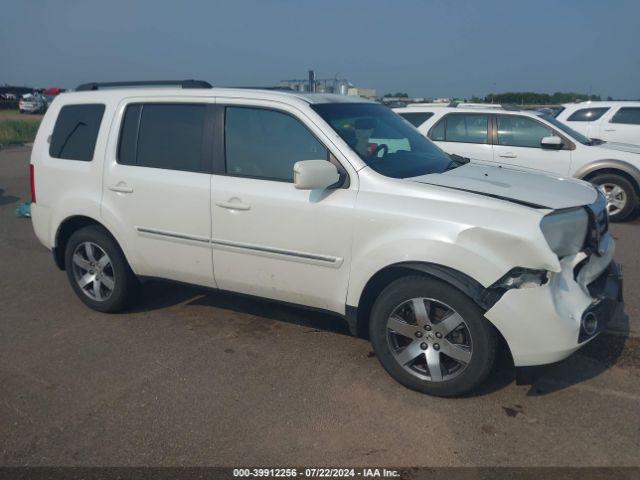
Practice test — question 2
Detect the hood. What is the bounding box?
[595,141,640,155]
[409,163,597,209]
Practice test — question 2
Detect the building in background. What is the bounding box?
[346,87,377,99]
[278,70,376,99]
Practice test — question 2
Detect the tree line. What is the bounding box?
[470,91,602,104]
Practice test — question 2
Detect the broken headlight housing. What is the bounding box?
[540,207,588,258]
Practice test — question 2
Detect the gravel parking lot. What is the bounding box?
[1,146,639,466]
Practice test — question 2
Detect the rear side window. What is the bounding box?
[398,112,434,128]
[118,103,206,172]
[567,107,609,122]
[49,104,105,161]
[611,107,640,125]
[429,114,489,144]
[225,107,328,182]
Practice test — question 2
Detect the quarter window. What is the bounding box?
[496,115,553,149]
[49,104,105,161]
[398,112,434,128]
[117,103,206,172]
[566,107,609,122]
[611,107,640,125]
[429,114,489,144]
[225,107,328,182]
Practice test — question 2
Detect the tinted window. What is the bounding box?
[225,107,328,181]
[429,118,445,141]
[497,115,552,148]
[49,104,105,161]
[118,103,206,172]
[118,104,141,166]
[399,112,434,127]
[567,107,609,122]
[429,114,488,144]
[311,103,451,179]
[611,107,640,125]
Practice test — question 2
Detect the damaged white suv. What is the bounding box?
[30,81,622,396]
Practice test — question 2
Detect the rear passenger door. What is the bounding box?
[599,107,640,144]
[208,101,357,313]
[492,114,572,176]
[427,113,493,163]
[102,100,216,288]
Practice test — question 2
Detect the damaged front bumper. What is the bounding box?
[485,233,622,367]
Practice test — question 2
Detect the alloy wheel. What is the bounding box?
[71,241,115,301]
[386,297,473,382]
[598,183,627,216]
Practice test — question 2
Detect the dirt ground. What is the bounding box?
[1,146,639,467]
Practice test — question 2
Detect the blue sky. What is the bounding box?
[1,0,638,98]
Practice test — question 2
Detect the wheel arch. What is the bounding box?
[347,261,492,338]
[53,215,133,272]
[576,160,640,195]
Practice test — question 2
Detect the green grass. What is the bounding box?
[0,119,41,145]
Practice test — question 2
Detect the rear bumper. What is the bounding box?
[30,202,52,249]
[485,235,622,367]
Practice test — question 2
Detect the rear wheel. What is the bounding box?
[64,226,139,312]
[590,173,637,222]
[370,276,496,397]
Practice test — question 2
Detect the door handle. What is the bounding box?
[215,200,251,211]
[603,128,616,132]
[499,152,517,158]
[108,183,134,194]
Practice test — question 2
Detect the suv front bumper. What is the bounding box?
[484,235,622,367]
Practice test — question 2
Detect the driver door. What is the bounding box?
[492,114,572,176]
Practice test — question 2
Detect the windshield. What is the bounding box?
[541,114,592,145]
[311,103,452,178]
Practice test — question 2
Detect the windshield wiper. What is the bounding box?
[446,154,470,171]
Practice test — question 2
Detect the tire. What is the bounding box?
[590,173,638,222]
[370,275,497,397]
[64,226,140,312]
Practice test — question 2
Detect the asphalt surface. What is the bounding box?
[1,146,639,466]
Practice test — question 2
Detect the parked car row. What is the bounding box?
[395,104,640,221]
[29,81,622,397]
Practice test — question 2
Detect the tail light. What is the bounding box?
[30,164,36,203]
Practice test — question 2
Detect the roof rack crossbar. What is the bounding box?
[76,80,212,91]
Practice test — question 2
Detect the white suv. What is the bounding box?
[555,101,640,145]
[30,81,622,397]
[395,104,640,221]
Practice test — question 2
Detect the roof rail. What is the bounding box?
[75,80,213,91]
[222,86,296,91]
[454,102,504,109]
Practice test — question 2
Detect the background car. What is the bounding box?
[555,101,640,145]
[395,104,640,221]
[18,93,47,114]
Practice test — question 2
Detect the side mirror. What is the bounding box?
[541,135,564,150]
[293,160,341,190]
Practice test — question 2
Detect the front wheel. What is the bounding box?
[591,173,638,222]
[370,276,497,397]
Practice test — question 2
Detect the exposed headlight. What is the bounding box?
[540,208,588,258]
